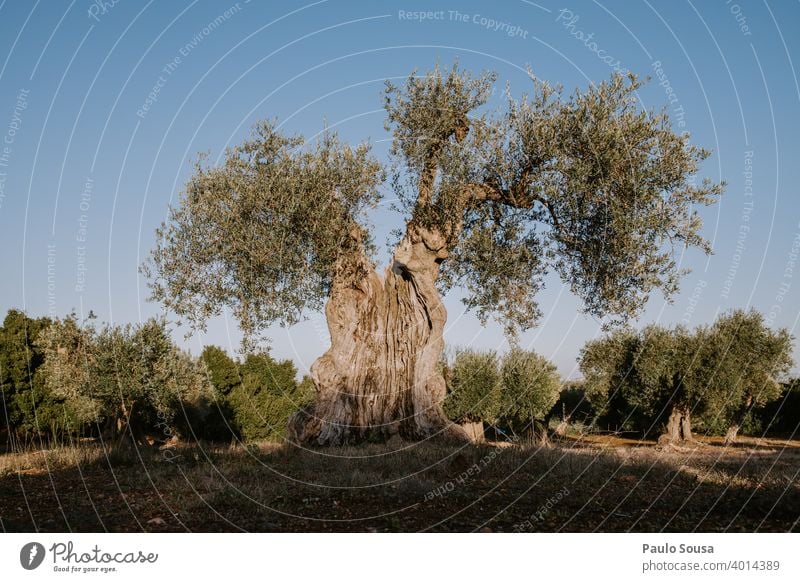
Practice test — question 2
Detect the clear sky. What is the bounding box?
[1,0,798,379]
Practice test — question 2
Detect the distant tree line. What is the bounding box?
[579,309,795,444]
[1,307,796,448]
[442,309,797,445]
[0,309,312,448]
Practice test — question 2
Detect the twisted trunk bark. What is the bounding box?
[724,395,753,446]
[287,226,468,446]
[724,424,741,446]
[659,404,693,445]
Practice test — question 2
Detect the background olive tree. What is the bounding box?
[582,324,712,443]
[443,349,502,440]
[498,348,561,443]
[700,309,792,443]
[442,347,561,443]
[38,316,214,446]
[579,311,793,444]
[227,353,314,441]
[0,310,63,443]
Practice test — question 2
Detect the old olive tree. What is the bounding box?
[145,65,722,445]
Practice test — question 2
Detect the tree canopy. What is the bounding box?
[443,346,561,435]
[443,349,502,424]
[699,309,793,436]
[499,347,561,434]
[144,124,384,346]
[227,352,314,441]
[201,345,241,397]
[38,315,214,442]
[146,64,723,344]
[0,310,56,437]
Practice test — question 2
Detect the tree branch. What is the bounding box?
[464,176,561,231]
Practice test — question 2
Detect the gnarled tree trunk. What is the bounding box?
[724,424,741,447]
[724,395,754,446]
[528,418,551,447]
[659,404,693,445]
[288,226,468,446]
[461,421,485,443]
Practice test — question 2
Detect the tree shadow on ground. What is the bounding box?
[1,439,798,532]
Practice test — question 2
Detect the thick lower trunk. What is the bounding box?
[724,424,740,446]
[113,401,157,448]
[461,420,485,443]
[724,395,753,446]
[659,405,693,445]
[529,418,550,447]
[288,227,468,446]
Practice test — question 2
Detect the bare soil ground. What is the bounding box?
[1,435,798,532]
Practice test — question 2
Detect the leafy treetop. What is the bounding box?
[146,64,723,343]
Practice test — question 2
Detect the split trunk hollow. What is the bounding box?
[288,227,468,446]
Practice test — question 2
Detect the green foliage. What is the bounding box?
[632,326,694,418]
[497,348,561,433]
[385,63,495,180]
[582,324,708,434]
[0,310,49,400]
[443,347,561,433]
[758,378,800,436]
[579,310,794,436]
[698,309,793,428]
[387,65,724,333]
[38,315,214,441]
[384,63,497,243]
[0,310,69,438]
[185,345,242,441]
[0,309,313,444]
[144,122,384,349]
[554,379,596,426]
[578,327,639,430]
[500,74,720,326]
[148,64,723,345]
[442,349,501,423]
[227,353,314,441]
[201,345,241,396]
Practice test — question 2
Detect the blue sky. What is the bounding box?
[0,0,798,378]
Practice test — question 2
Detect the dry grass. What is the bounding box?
[1,436,798,532]
[0,441,127,477]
